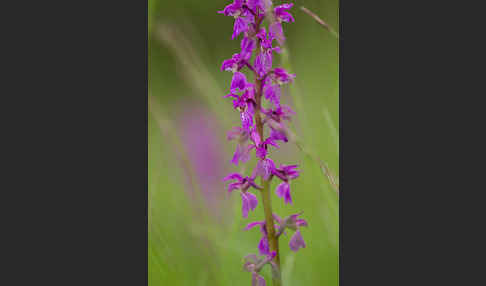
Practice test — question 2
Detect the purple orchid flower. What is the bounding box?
[261,105,295,142]
[273,212,308,252]
[272,164,300,204]
[233,15,254,40]
[218,0,244,17]
[270,3,295,45]
[268,22,285,46]
[254,28,281,78]
[261,68,295,108]
[246,0,265,16]
[231,71,248,92]
[243,252,277,286]
[263,82,281,107]
[245,220,280,255]
[221,38,256,73]
[286,213,308,251]
[218,0,255,40]
[224,84,257,132]
[252,157,276,180]
[240,36,257,61]
[224,173,262,218]
[263,104,295,122]
[225,83,256,110]
[227,126,251,165]
[254,51,272,79]
[221,53,245,73]
[274,3,295,23]
[240,108,255,131]
[248,130,279,159]
[272,67,296,84]
[245,220,269,255]
[289,230,306,252]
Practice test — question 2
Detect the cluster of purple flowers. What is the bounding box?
[219,1,306,285]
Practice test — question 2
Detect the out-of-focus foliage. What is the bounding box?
[149,0,339,285]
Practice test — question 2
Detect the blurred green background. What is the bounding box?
[148,0,339,285]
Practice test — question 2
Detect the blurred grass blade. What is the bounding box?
[300,6,340,39]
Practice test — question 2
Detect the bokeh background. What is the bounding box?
[148,0,339,285]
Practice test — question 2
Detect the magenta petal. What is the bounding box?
[252,272,266,286]
[250,129,261,145]
[232,16,249,40]
[241,109,254,131]
[255,145,267,159]
[224,173,243,181]
[275,3,295,23]
[269,22,285,46]
[264,84,281,107]
[270,128,288,142]
[296,218,308,227]
[221,55,238,72]
[246,191,259,211]
[289,230,306,251]
[219,0,243,17]
[228,182,240,193]
[245,221,265,231]
[256,158,276,180]
[262,158,276,180]
[255,51,272,78]
[284,187,292,204]
[277,3,293,9]
[272,213,283,225]
[247,0,264,14]
[231,71,247,92]
[241,36,256,60]
[254,273,266,286]
[258,235,270,255]
[263,137,279,148]
[262,51,272,75]
[278,11,294,23]
[275,181,286,196]
[231,144,243,165]
[273,67,295,84]
[241,192,258,218]
[251,273,257,286]
[241,192,251,218]
[240,144,251,163]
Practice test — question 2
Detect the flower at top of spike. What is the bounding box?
[274,3,294,23]
[218,0,256,40]
[269,3,294,45]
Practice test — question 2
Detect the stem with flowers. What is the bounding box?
[219,1,308,285]
[254,64,281,285]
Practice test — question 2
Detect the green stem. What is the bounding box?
[260,179,281,286]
